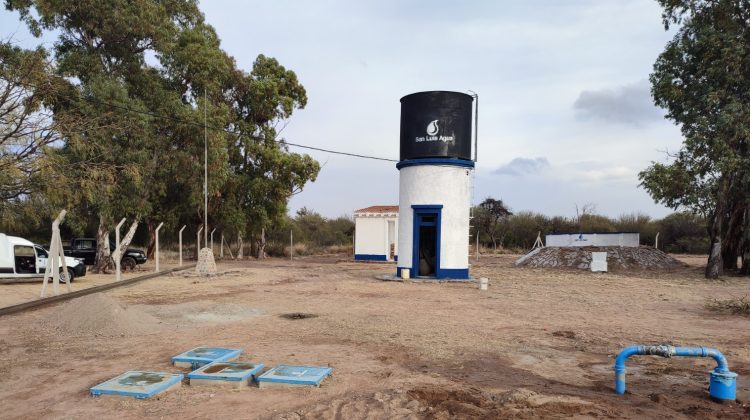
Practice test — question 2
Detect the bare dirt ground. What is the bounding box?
[0,253,749,419]
[0,259,182,308]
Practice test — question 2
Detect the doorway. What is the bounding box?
[412,205,442,277]
[387,220,395,261]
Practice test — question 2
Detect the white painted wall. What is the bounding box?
[354,216,398,259]
[545,233,640,247]
[398,164,471,271]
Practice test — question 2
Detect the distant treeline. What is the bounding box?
[471,208,709,254]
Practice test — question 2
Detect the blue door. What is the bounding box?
[412,205,442,277]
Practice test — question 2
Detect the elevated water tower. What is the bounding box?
[396,91,475,279]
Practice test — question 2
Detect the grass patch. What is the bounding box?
[705,296,750,315]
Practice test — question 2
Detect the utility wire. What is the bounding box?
[0,75,399,162]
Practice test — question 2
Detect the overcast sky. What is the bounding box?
[2,1,684,219]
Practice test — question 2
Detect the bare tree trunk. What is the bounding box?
[256,228,266,259]
[706,179,729,279]
[237,236,243,259]
[722,205,743,270]
[119,221,139,253]
[94,215,112,273]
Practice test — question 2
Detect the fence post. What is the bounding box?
[210,228,216,252]
[115,218,127,282]
[290,230,293,261]
[197,226,203,256]
[179,225,186,266]
[155,222,164,272]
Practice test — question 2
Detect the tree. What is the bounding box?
[0,42,72,207]
[640,0,750,277]
[474,197,513,249]
[6,0,320,268]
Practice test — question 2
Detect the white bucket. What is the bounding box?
[479,277,489,290]
[401,269,410,279]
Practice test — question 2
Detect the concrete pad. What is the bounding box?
[188,361,265,388]
[90,371,183,399]
[257,365,332,388]
[171,347,242,369]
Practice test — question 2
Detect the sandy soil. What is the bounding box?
[0,254,748,419]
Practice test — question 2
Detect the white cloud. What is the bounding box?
[573,80,664,127]
[494,157,550,176]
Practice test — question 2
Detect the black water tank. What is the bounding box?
[400,91,473,161]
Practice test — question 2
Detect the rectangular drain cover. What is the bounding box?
[257,365,332,387]
[90,371,183,399]
[171,347,242,369]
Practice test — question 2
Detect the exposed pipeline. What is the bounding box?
[614,345,737,401]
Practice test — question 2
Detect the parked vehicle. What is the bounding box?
[0,234,85,282]
[63,238,147,269]
[34,244,87,281]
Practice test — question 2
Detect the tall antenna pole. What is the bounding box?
[204,88,208,248]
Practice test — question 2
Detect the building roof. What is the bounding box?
[354,205,399,214]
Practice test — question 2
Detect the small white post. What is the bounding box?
[210,228,216,251]
[220,233,224,258]
[115,218,126,282]
[476,234,480,261]
[155,222,164,272]
[655,232,660,249]
[290,230,293,261]
[179,225,186,266]
[197,226,204,254]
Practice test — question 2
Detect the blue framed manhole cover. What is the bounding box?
[188,361,265,388]
[90,371,183,399]
[171,347,242,369]
[257,365,333,388]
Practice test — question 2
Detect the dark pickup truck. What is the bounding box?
[64,238,147,269]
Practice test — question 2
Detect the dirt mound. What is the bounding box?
[39,294,162,337]
[515,246,684,271]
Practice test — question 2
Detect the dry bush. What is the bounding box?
[326,244,352,254]
[705,297,750,315]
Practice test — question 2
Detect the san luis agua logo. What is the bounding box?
[415,120,454,143]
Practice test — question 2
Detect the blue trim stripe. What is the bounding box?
[397,158,475,170]
[435,268,470,279]
[396,266,470,280]
[354,254,388,261]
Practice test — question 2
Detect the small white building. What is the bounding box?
[545,232,640,247]
[354,206,399,262]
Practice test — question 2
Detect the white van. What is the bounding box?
[0,233,86,283]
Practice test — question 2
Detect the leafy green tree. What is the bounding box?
[640,0,750,277]
[6,0,319,266]
[474,197,513,249]
[0,42,71,210]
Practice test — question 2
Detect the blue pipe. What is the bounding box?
[614,345,737,401]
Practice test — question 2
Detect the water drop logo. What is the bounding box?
[426,120,439,136]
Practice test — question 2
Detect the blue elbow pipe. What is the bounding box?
[614,345,737,401]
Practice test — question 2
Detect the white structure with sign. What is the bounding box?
[354,206,398,262]
[545,232,640,247]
